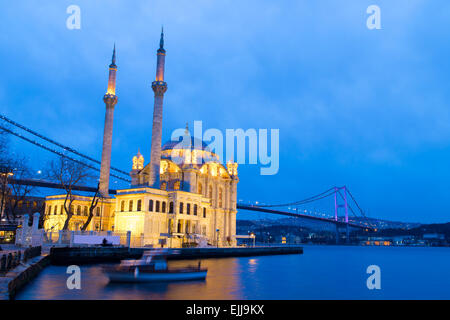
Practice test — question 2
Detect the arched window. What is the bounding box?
[162,202,166,213]
[209,186,213,198]
[161,182,167,190]
[179,202,184,214]
[169,202,174,213]
[129,200,133,212]
[76,205,81,216]
[120,200,125,212]
[48,205,52,215]
[194,204,198,216]
[156,201,160,212]
[70,205,74,214]
[83,206,88,216]
[149,200,154,212]
[218,188,223,208]
[187,203,191,215]
[203,207,206,218]
[198,183,203,195]
[54,205,58,215]
[96,207,101,217]
[137,199,142,211]
[60,205,64,215]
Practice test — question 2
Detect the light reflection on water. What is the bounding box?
[15,245,450,300]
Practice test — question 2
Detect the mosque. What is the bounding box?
[44,30,239,247]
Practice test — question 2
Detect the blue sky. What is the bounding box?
[1,0,450,223]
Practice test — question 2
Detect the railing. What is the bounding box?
[0,246,42,274]
[42,230,144,248]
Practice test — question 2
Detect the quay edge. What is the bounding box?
[49,246,304,265]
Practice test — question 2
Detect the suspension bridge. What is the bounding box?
[0,114,376,243]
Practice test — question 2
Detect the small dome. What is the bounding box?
[161,136,210,152]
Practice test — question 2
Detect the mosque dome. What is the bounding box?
[161,136,210,152]
[160,130,219,166]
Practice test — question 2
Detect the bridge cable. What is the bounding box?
[337,189,375,229]
[0,114,129,176]
[0,125,131,183]
[255,187,337,208]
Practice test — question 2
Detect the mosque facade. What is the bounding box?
[44,30,239,247]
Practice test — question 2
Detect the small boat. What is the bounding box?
[102,248,207,283]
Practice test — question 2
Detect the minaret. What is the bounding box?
[148,28,167,187]
[99,45,118,197]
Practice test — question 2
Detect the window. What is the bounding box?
[169,202,174,213]
[60,205,64,215]
[162,202,166,213]
[96,207,101,217]
[179,202,184,214]
[203,207,206,218]
[161,182,167,190]
[174,181,180,190]
[209,186,213,198]
[149,200,154,212]
[120,200,125,212]
[137,199,142,211]
[198,183,203,195]
[219,188,223,207]
[70,205,74,214]
[129,200,133,211]
[48,205,52,215]
[156,201,160,213]
[83,206,88,216]
[187,203,191,215]
[194,204,198,216]
[54,206,58,215]
[77,205,81,216]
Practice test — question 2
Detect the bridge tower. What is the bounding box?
[99,45,118,197]
[148,27,167,188]
[334,186,350,244]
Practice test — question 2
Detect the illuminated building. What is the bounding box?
[44,30,239,247]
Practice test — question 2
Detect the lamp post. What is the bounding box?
[216,228,220,248]
[0,167,13,222]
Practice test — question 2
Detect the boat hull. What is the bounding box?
[105,269,208,283]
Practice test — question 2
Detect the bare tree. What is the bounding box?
[0,126,11,220]
[4,157,35,222]
[80,182,101,231]
[47,156,93,230]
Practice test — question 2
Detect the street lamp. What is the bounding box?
[216,228,220,248]
[0,166,13,221]
[250,232,255,247]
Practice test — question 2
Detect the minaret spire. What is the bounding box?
[111,43,116,66]
[99,44,119,197]
[148,30,168,188]
[159,26,164,50]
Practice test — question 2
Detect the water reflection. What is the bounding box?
[16,258,244,300]
[15,246,450,300]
